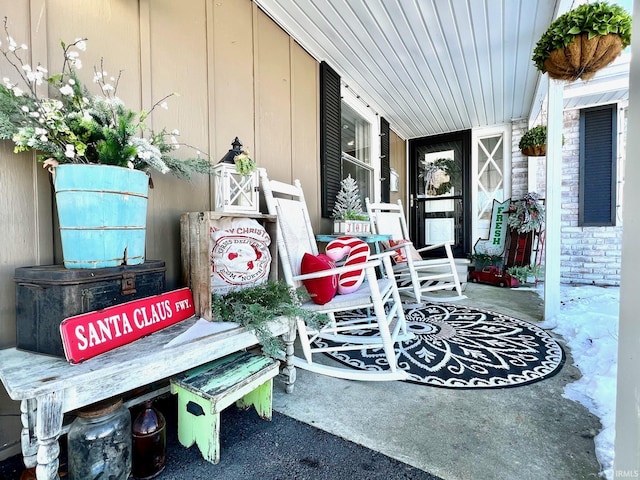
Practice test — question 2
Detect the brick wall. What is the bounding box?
[510,107,624,286]
[511,119,529,198]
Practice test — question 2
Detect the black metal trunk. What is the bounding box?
[14,261,166,357]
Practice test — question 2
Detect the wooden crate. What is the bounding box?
[180,212,278,320]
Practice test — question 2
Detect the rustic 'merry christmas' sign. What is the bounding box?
[181,212,278,320]
[60,288,195,363]
[209,216,272,294]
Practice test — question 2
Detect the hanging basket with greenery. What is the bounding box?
[519,126,548,157]
[532,2,632,82]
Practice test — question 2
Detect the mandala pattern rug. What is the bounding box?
[315,303,565,389]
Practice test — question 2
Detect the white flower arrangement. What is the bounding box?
[0,19,211,178]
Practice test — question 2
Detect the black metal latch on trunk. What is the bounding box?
[121,273,137,295]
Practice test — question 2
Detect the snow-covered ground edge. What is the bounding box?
[538,284,620,480]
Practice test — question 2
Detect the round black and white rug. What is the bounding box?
[315,303,565,389]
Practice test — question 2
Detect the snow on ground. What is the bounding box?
[539,284,620,480]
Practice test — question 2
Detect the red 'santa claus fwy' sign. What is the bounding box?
[60,288,195,364]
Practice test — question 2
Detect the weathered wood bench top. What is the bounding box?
[0,315,293,480]
[0,316,288,411]
[173,351,279,401]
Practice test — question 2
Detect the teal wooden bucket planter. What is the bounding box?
[53,164,149,269]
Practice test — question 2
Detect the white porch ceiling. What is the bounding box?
[254,0,630,140]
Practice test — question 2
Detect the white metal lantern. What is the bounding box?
[213,163,259,213]
[213,137,260,213]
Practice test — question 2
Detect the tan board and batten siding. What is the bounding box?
[0,0,406,458]
[390,130,407,207]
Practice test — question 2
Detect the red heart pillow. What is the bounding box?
[300,253,338,305]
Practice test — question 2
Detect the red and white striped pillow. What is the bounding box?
[325,236,370,294]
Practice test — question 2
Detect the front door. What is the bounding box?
[408,130,471,257]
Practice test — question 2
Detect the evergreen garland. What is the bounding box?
[211,281,326,358]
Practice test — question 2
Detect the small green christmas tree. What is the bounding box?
[332,175,368,220]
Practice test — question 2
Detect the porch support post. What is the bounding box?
[543,78,563,321]
[527,159,537,193]
[614,0,640,472]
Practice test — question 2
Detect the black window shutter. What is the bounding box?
[320,62,341,218]
[380,117,390,203]
[579,105,617,226]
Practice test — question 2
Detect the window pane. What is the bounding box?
[341,102,370,164]
[477,135,505,222]
[417,143,463,198]
[416,141,464,250]
[420,150,462,198]
[342,157,372,207]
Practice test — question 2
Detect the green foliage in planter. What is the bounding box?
[211,281,326,358]
[468,253,504,268]
[468,253,503,263]
[519,126,547,150]
[337,212,369,221]
[519,126,564,153]
[507,265,542,284]
[0,21,212,178]
[532,2,632,72]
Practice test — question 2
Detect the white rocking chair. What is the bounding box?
[260,169,411,381]
[366,198,466,304]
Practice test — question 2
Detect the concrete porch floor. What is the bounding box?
[272,282,602,480]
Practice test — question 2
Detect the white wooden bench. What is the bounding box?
[170,351,280,464]
[0,316,292,480]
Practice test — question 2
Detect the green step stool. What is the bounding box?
[170,351,280,464]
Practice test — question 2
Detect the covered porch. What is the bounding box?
[0,282,613,479]
[0,0,637,477]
